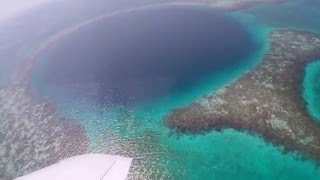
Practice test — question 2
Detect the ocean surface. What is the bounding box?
[303,61,320,121]
[28,0,320,179]
[0,0,157,87]
[242,0,320,34]
[34,5,256,105]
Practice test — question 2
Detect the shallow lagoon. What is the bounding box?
[303,61,320,121]
[31,2,320,179]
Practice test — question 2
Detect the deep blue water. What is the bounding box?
[38,5,256,105]
[0,0,158,87]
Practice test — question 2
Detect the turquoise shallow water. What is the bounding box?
[303,61,320,121]
[242,0,320,33]
[31,0,320,179]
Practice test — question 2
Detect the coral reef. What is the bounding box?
[166,30,320,161]
[0,82,88,178]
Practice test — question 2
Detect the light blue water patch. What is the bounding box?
[303,60,320,121]
[241,0,320,34]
